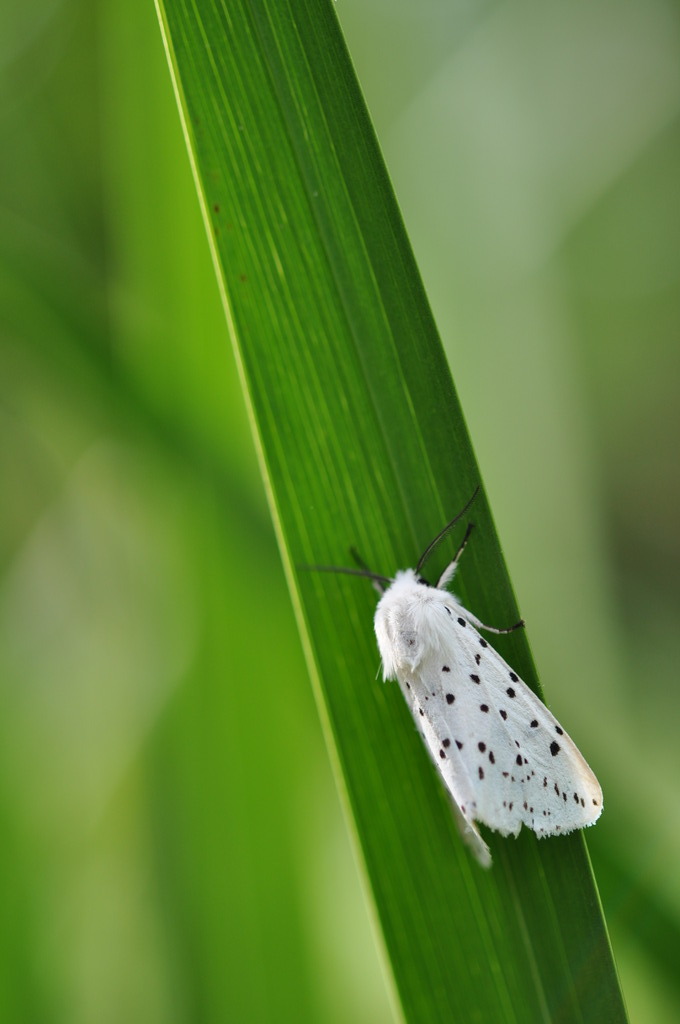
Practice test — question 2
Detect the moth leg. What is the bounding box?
[463,610,525,635]
[436,522,525,631]
[451,521,475,568]
[436,522,475,589]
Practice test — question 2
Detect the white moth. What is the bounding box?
[315,493,603,867]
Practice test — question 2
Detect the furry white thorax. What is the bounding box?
[375,568,466,681]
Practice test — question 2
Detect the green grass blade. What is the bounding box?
[155,1,627,1020]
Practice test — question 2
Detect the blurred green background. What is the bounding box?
[1,1,678,1021]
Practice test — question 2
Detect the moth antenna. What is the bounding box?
[301,564,391,595]
[350,547,372,574]
[416,486,480,574]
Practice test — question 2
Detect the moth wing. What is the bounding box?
[396,672,492,868]
[398,601,602,849]
[459,636,603,836]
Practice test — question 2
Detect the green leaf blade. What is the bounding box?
[155,1,627,1020]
